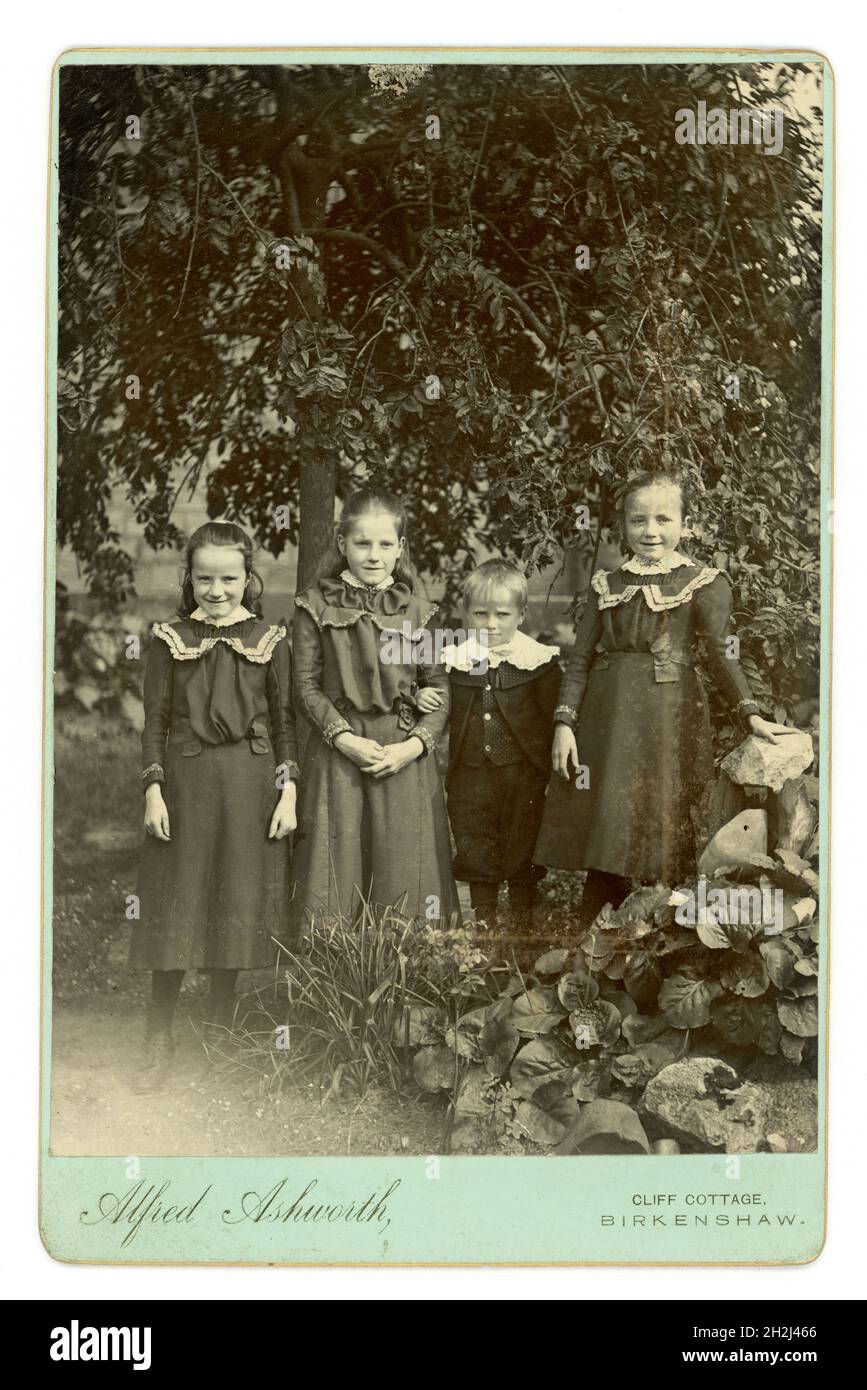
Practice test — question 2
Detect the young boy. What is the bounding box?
[417,560,561,959]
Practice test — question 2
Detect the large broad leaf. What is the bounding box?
[513,1099,568,1147]
[719,951,769,998]
[571,1058,604,1101]
[779,1030,806,1064]
[558,970,599,1010]
[760,940,796,989]
[613,884,671,923]
[621,1012,669,1047]
[658,974,722,1028]
[623,951,663,1006]
[481,1013,520,1076]
[711,996,766,1047]
[580,933,617,971]
[569,1000,621,1049]
[413,1044,456,1093]
[777,994,818,1038]
[510,1036,575,1100]
[512,986,567,1035]
[534,948,570,975]
[445,1005,487,1061]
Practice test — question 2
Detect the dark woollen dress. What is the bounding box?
[533,557,760,884]
[292,572,460,931]
[132,611,299,971]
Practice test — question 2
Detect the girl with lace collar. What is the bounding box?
[534,472,794,924]
[416,559,561,961]
[131,522,298,1091]
[291,487,459,934]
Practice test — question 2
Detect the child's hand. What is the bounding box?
[415,687,444,714]
[144,785,171,841]
[334,732,386,768]
[748,715,800,744]
[362,738,424,779]
[269,784,297,839]
[552,725,580,779]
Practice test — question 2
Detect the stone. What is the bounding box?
[639,1058,770,1154]
[720,732,814,793]
[775,778,817,857]
[698,808,767,876]
[553,1099,651,1155]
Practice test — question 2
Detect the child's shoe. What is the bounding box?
[130,1005,176,1094]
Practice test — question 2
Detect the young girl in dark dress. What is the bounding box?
[533,472,793,926]
[131,522,298,1092]
[291,487,459,933]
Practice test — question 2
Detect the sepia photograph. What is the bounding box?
[46,51,828,1220]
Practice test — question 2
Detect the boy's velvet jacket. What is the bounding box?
[445,635,562,779]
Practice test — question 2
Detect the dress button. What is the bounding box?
[484,744,492,753]
[483,712,492,721]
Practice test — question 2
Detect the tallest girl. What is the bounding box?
[291,487,459,933]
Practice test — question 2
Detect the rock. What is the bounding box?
[119,689,145,733]
[764,1133,787,1153]
[698,808,768,875]
[652,1138,681,1155]
[721,732,814,793]
[553,1099,651,1155]
[639,1058,770,1154]
[775,778,817,857]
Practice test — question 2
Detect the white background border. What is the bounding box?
[3,1,861,1300]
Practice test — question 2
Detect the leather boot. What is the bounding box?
[130,1003,176,1094]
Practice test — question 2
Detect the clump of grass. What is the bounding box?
[220,901,495,1102]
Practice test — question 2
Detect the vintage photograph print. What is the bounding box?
[42,49,831,1265]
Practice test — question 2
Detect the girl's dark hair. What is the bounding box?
[317,486,417,586]
[617,470,693,521]
[177,520,264,617]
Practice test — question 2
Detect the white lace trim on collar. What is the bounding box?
[340,569,395,592]
[442,629,560,673]
[189,604,256,627]
[620,551,695,575]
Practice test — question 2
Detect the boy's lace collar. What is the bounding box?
[189,604,256,627]
[443,629,560,673]
[619,552,695,576]
[340,568,395,593]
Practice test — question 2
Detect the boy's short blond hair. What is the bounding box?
[463,559,528,610]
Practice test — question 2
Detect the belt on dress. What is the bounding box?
[593,642,693,685]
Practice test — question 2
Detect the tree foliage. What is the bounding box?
[58,59,823,702]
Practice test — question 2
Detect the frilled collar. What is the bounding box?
[189,604,256,627]
[443,630,560,673]
[339,568,395,593]
[620,551,695,575]
[316,572,415,618]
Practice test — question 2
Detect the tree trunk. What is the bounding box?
[297,447,336,590]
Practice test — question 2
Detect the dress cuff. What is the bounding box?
[276,760,301,784]
[408,725,436,756]
[323,717,353,747]
[554,704,578,727]
[737,699,762,726]
[141,763,165,791]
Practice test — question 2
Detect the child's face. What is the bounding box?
[466,588,524,648]
[623,483,689,561]
[190,545,247,619]
[339,510,405,584]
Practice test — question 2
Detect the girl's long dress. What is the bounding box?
[291,573,460,931]
[132,615,298,971]
[533,560,759,884]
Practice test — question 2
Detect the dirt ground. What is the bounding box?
[50,1002,446,1158]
